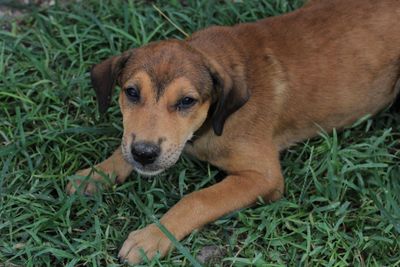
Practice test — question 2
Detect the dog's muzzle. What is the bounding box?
[121,140,184,176]
[130,141,160,166]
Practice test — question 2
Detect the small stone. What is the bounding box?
[196,245,225,265]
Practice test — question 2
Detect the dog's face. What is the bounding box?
[90,40,249,176]
[118,42,213,175]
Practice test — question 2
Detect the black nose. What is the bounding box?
[131,142,160,166]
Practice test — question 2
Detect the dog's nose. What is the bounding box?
[131,142,160,166]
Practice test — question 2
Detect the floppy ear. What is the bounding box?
[90,52,131,114]
[205,57,250,136]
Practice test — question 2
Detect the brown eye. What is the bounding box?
[125,86,140,103]
[176,97,197,110]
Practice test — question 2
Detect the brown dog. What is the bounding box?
[66,0,400,264]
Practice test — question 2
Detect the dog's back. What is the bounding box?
[241,0,400,147]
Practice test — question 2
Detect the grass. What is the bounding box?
[0,0,399,266]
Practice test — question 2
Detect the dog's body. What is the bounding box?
[66,0,400,263]
[188,0,400,159]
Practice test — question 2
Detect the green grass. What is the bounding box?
[1,0,399,266]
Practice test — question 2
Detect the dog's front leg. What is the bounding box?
[118,162,284,264]
[66,146,133,195]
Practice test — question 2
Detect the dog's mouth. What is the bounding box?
[132,164,164,177]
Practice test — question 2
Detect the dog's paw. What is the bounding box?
[66,167,113,195]
[118,224,172,264]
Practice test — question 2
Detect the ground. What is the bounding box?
[0,0,399,266]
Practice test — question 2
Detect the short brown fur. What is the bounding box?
[66,0,400,263]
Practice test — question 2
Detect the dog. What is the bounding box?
[66,0,400,264]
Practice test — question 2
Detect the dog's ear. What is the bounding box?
[90,52,131,114]
[205,57,250,136]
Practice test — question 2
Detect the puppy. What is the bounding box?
[66,0,400,264]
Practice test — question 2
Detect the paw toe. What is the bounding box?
[118,225,171,264]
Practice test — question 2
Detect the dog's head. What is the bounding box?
[90,40,249,175]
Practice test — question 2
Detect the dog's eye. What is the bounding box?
[125,86,140,102]
[176,97,197,110]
